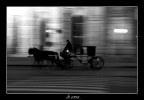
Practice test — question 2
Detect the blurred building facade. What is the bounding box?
[7,7,137,59]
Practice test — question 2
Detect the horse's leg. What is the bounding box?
[33,60,35,65]
[37,60,42,69]
[36,60,39,65]
[48,56,53,65]
[51,57,55,65]
[51,59,53,65]
[55,53,59,67]
[41,60,44,65]
[40,60,43,69]
[33,59,37,66]
[46,56,49,65]
[46,59,49,65]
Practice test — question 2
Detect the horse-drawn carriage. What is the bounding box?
[28,46,104,70]
[59,46,104,70]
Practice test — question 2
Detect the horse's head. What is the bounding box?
[28,48,33,55]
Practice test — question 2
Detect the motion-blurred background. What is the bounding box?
[7,7,138,93]
[7,7,137,61]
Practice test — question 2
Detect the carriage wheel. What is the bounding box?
[61,59,74,70]
[90,56,104,70]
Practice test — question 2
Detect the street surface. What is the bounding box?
[7,64,137,94]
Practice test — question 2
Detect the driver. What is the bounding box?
[63,40,73,53]
[61,40,73,59]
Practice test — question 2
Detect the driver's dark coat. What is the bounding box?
[64,42,73,52]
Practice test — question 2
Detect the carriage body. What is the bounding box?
[59,46,104,70]
[73,46,96,64]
